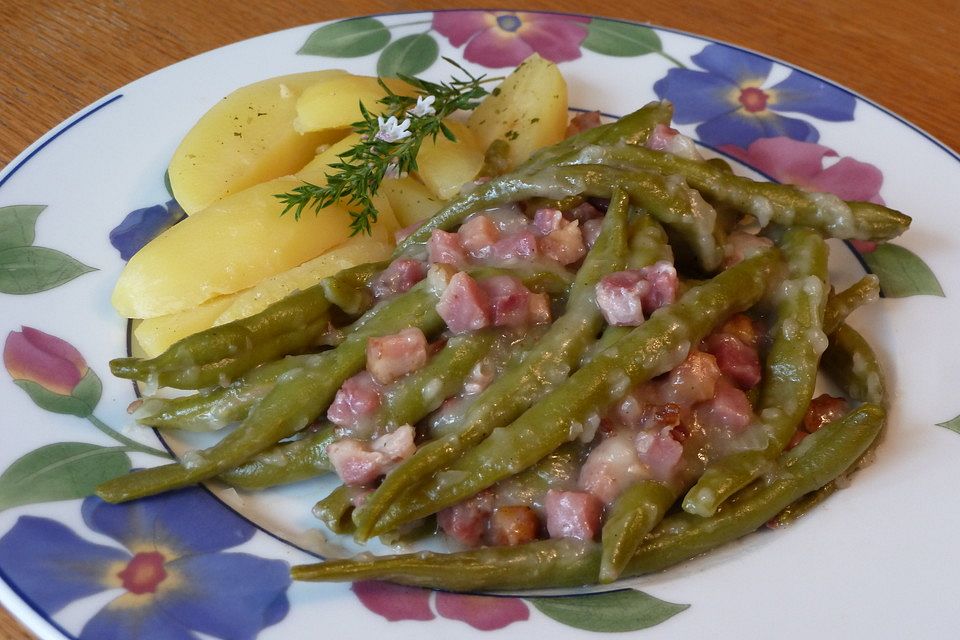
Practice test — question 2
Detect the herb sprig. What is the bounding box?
[275,59,494,236]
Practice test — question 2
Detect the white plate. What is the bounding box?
[1,10,958,640]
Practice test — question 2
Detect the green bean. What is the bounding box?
[291,401,884,590]
[393,102,672,254]
[683,228,828,517]
[96,280,447,503]
[110,261,385,390]
[314,485,359,535]
[599,480,678,583]
[367,249,780,538]
[352,189,634,542]
[541,164,725,271]
[821,323,886,406]
[594,145,911,241]
[823,275,881,336]
[220,331,496,490]
[133,353,319,431]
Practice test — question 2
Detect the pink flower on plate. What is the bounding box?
[352,580,529,631]
[432,11,590,68]
[722,136,885,252]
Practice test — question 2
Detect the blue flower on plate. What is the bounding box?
[0,486,290,640]
[109,199,186,261]
[653,44,856,148]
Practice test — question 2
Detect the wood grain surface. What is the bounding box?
[0,1,957,638]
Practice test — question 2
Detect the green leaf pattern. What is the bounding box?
[530,589,689,631]
[862,243,944,298]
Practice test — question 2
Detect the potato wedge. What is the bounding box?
[295,75,415,133]
[133,295,238,358]
[214,238,392,325]
[112,177,393,319]
[169,71,347,215]
[467,54,568,169]
[416,121,484,199]
[378,176,443,228]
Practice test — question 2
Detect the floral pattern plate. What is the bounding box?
[2,10,958,640]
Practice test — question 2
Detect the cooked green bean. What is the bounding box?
[823,275,881,336]
[393,102,672,254]
[292,401,884,589]
[594,145,911,241]
[314,485,359,535]
[111,261,385,389]
[97,280,447,503]
[352,188,633,541]
[683,228,828,517]
[367,249,780,537]
[219,331,496,490]
[599,480,678,583]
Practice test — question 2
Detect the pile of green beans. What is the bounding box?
[100,100,908,591]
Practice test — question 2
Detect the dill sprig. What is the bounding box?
[275,59,494,236]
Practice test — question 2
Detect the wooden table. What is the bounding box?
[0,1,956,637]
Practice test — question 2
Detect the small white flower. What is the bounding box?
[384,160,401,179]
[408,95,437,118]
[376,115,412,143]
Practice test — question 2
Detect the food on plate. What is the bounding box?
[99,55,909,590]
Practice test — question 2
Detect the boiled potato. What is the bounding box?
[214,238,392,325]
[378,176,443,228]
[295,75,415,133]
[112,177,393,319]
[416,121,484,199]
[133,295,238,358]
[169,71,347,215]
[467,54,567,169]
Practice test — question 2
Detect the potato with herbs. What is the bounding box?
[168,71,347,215]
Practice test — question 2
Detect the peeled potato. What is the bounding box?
[378,176,443,228]
[416,121,484,199]
[467,54,567,169]
[295,75,415,133]
[133,295,238,357]
[214,238,392,325]
[112,177,393,319]
[169,71,347,215]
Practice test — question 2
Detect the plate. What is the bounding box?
[1,10,958,640]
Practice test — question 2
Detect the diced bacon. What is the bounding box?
[326,439,388,486]
[701,332,762,390]
[484,205,530,234]
[479,275,531,328]
[719,314,762,349]
[428,229,467,266]
[327,371,383,432]
[658,351,721,406]
[370,258,427,299]
[637,261,678,313]
[458,215,500,259]
[527,292,552,325]
[567,201,604,222]
[491,230,539,262]
[489,506,540,546]
[617,397,682,432]
[645,123,703,160]
[532,208,564,236]
[693,378,754,434]
[565,110,602,137]
[545,490,602,540]
[596,271,650,326]
[635,426,684,482]
[371,424,417,461]
[724,232,774,268]
[803,394,849,433]
[436,272,492,333]
[581,218,603,248]
[578,433,644,504]
[540,221,586,265]
[366,327,428,385]
[438,491,494,547]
